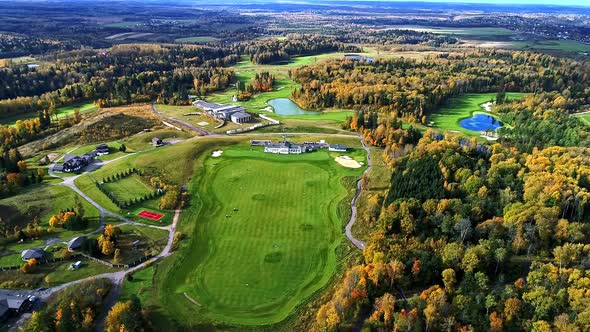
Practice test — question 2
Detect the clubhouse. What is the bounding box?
[192,100,253,124]
[255,139,349,155]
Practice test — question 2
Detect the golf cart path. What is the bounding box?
[345,137,370,250]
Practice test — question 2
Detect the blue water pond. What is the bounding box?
[459,113,503,132]
[267,98,319,116]
[344,54,375,63]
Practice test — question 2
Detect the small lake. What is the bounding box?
[459,113,503,132]
[267,98,319,116]
[344,54,374,62]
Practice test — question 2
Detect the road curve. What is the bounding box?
[345,137,371,250]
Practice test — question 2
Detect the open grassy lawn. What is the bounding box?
[0,258,117,289]
[102,174,154,202]
[509,40,590,53]
[0,102,97,127]
[428,93,526,136]
[574,113,590,126]
[175,36,219,43]
[151,144,365,326]
[0,184,100,233]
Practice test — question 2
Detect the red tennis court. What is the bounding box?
[137,210,164,221]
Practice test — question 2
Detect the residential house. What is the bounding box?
[21,248,45,261]
[95,144,110,156]
[152,137,164,147]
[67,236,87,252]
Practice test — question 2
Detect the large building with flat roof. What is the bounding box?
[192,100,252,124]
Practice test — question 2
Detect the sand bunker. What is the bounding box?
[197,121,209,126]
[480,102,493,112]
[335,155,362,168]
[212,150,224,158]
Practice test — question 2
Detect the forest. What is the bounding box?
[290,50,590,121]
[313,131,590,332]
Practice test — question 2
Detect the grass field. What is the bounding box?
[509,40,590,53]
[175,36,219,43]
[428,93,526,136]
[153,144,364,326]
[0,102,97,127]
[573,113,590,126]
[102,174,154,202]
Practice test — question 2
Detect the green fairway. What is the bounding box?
[428,93,526,136]
[156,145,364,325]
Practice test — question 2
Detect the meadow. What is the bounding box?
[0,102,97,127]
[102,174,154,202]
[428,93,526,136]
[574,112,590,126]
[150,143,364,326]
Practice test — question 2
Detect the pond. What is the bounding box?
[344,54,375,63]
[267,98,319,116]
[459,113,503,132]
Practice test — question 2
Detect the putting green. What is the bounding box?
[162,146,363,325]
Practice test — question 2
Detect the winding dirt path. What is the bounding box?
[344,137,370,250]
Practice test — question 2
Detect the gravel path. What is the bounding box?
[344,137,371,250]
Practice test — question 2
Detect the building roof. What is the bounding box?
[5,297,26,310]
[21,248,45,260]
[231,112,251,120]
[67,236,87,251]
[96,144,109,150]
[0,301,8,317]
[193,100,224,111]
[329,144,349,150]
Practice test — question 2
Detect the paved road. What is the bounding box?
[345,137,370,250]
[151,103,217,136]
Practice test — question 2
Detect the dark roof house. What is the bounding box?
[67,236,87,252]
[21,248,45,261]
[152,137,164,146]
[328,144,350,152]
[95,144,110,155]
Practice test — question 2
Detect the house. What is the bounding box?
[192,100,252,124]
[328,144,350,152]
[71,261,83,269]
[152,137,164,146]
[0,295,29,316]
[95,144,110,156]
[62,153,95,173]
[230,112,252,124]
[21,248,45,261]
[250,140,272,146]
[67,236,87,252]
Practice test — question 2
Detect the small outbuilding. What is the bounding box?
[21,248,45,261]
[95,144,110,156]
[152,137,164,147]
[230,112,252,124]
[67,236,87,252]
[71,261,83,269]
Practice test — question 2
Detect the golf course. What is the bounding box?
[429,92,526,136]
[156,145,365,325]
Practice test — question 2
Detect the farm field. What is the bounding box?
[428,93,526,136]
[153,145,365,326]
